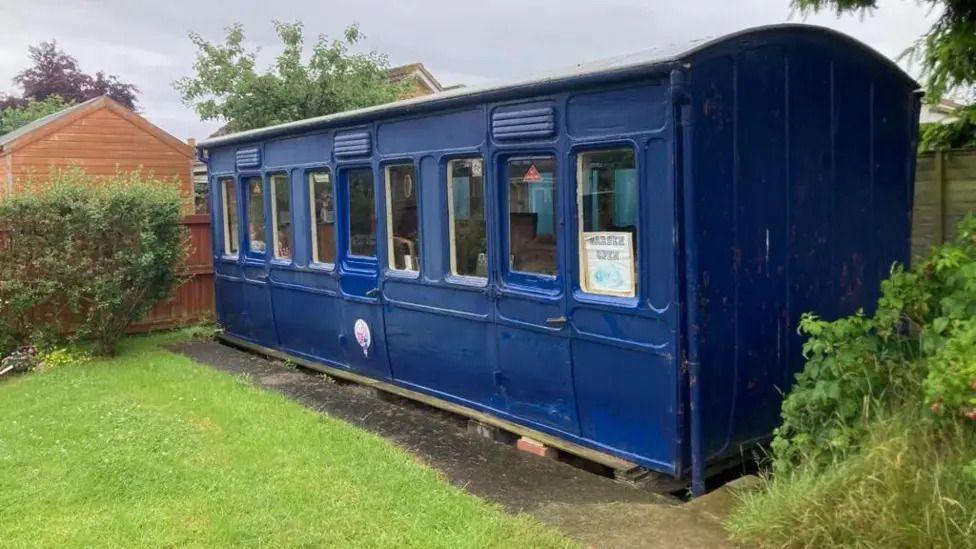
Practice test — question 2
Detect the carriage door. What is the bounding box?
[236,175,278,346]
[568,146,675,464]
[493,155,579,434]
[336,166,392,380]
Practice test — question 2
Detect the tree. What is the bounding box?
[793,0,975,149]
[0,95,76,135]
[175,21,407,134]
[1,41,139,111]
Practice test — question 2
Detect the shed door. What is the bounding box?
[493,154,579,434]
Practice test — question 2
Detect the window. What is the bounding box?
[246,177,266,254]
[220,178,239,256]
[194,164,209,214]
[309,170,336,265]
[347,168,376,258]
[577,149,638,297]
[506,156,557,276]
[447,158,487,278]
[271,174,292,260]
[385,164,420,272]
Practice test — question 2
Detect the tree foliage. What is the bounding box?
[0,95,75,135]
[794,0,976,150]
[0,41,139,113]
[0,169,187,356]
[174,21,407,134]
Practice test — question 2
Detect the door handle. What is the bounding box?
[365,288,380,298]
[545,315,567,327]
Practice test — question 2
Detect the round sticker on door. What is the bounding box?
[353,319,371,358]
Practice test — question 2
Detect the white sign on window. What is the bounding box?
[581,231,635,297]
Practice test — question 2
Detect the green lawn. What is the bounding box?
[0,332,572,548]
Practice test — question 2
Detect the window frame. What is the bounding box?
[445,156,488,286]
[383,161,421,276]
[219,177,239,259]
[269,172,292,262]
[573,145,640,300]
[343,165,378,262]
[501,153,561,288]
[307,167,336,270]
[241,174,268,258]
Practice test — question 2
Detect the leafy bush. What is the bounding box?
[771,214,976,472]
[729,215,976,547]
[36,347,90,371]
[0,168,187,355]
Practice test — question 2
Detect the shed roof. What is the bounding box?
[0,97,101,150]
[0,96,193,158]
[199,24,918,149]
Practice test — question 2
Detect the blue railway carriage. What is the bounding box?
[199,24,920,493]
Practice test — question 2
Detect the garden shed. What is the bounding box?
[0,95,214,331]
[0,96,194,204]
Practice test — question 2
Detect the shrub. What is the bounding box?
[728,215,976,547]
[771,214,976,473]
[0,168,188,355]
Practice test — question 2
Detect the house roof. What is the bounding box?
[0,96,193,157]
[387,63,444,93]
[932,98,965,114]
[200,24,918,149]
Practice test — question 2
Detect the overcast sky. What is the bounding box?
[0,0,939,140]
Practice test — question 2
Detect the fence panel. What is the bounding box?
[129,214,214,332]
[911,149,976,260]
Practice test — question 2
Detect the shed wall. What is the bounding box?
[686,34,919,463]
[4,107,192,206]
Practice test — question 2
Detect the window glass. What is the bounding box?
[194,165,209,214]
[386,164,420,272]
[271,174,291,260]
[447,159,487,278]
[506,156,557,276]
[347,168,376,257]
[245,177,266,254]
[221,178,239,256]
[309,170,336,265]
[577,149,638,297]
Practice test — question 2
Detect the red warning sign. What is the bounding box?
[523,164,542,183]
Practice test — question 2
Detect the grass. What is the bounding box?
[0,331,573,548]
[725,409,976,548]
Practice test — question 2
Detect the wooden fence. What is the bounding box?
[129,214,214,332]
[0,214,213,335]
[912,148,976,260]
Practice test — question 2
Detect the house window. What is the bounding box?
[271,174,292,260]
[347,168,376,258]
[245,177,266,254]
[447,158,487,279]
[577,149,637,297]
[506,156,557,276]
[385,163,420,272]
[220,178,239,256]
[309,170,336,265]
